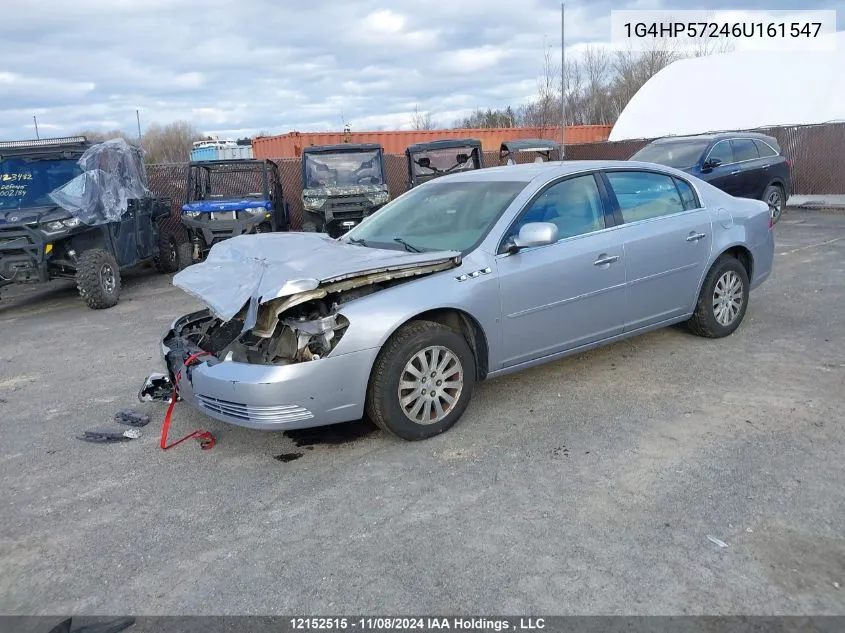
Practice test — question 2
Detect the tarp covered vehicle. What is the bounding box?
[499,139,562,165]
[300,144,390,237]
[405,139,483,188]
[181,159,289,262]
[0,136,189,309]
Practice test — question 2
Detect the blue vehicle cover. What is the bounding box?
[181,199,272,213]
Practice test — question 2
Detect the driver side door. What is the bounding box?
[495,173,626,368]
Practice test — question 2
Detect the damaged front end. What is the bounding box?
[165,258,456,369]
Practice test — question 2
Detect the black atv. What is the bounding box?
[0,136,190,310]
[406,138,483,188]
[499,139,562,165]
[181,158,289,262]
[300,143,390,237]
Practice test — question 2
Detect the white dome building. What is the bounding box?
[609,30,845,142]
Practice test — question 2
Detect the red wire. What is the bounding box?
[160,351,216,450]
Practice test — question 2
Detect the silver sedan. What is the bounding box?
[155,160,775,440]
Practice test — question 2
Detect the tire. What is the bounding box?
[763,183,785,225]
[155,222,192,273]
[76,249,121,310]
[687,255,750,338]
[365,320,476,441]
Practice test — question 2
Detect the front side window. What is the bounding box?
[706,140,734,165]
[606,170,686,222]
[506,174,606,243]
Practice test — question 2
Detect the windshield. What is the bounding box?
[630,140,710,169]
[0,157,82,210]
[411,148,479,177]
[304,150,384,188]
[191,165,267,202]
[344,179,525,253]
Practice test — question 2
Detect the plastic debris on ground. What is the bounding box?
[138,372,175,402]
[78,427,142,443]
[114,409,151,427]
[707,535,729,548]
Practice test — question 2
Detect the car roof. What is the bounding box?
[650,131,776,144]
[437,159,686,183]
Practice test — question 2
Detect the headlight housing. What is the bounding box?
[365,190,390,206]
[41,217,83,233]
[302,196,326,211]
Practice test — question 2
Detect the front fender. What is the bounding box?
[329,251,503,367]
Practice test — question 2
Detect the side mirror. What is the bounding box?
[702,157,722,171]
[507,222,559,253]
[456,153,469,164]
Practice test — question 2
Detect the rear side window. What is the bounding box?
[732,138,759,162]
[606,171,686,222]
[753,139,778,157]
[673,177,701,210]
[707,140,734,165]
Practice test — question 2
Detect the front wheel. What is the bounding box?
[687,255,750,338]
[76,249,121,309]
[365,321,476,440]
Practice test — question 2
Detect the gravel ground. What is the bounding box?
[0,211,843,616]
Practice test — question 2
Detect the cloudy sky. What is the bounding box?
[1,0,841,140]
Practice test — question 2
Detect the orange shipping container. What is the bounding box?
[252,125,611,159]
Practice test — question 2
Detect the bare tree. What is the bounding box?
[410,105,435,130]
[140,121,205,164]
[453,106,518,129]
[520,41,561,134]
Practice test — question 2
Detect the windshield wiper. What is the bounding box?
[346,236,368,246]
[393,237,422,253]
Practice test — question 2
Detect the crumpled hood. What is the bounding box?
[172,232,461,322]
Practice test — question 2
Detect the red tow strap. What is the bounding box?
[160,352,216,451]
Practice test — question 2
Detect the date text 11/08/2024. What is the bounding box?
[289,617,547,631]
[622,21,824,38]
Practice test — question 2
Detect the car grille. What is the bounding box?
[195,394,314,423]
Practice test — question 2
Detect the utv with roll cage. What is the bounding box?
[0,136,190,309]
[405,138,484,188]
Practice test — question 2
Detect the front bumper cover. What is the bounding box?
[160,310,378,431]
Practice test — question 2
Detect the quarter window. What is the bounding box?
[507,174,605,242]
[753,139,777,157]
[673,177,701,210]
[732,138,759,162]
[606,170,686,222]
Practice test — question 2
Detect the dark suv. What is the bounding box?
[630,132,791,222]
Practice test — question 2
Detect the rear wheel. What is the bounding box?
[76,249,121,309]
[687,255,750,338]
[763,183,785,224]
[365,321,475,440]
[155,222,192,272]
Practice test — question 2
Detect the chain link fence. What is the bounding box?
[147,122,845,231]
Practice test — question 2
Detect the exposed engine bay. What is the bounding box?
[171,259,456,366]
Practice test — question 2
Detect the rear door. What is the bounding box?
[601,169,713,331]
[730,138,765,199]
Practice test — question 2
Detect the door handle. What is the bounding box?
[593,254,620,266]
[686,232,706,242]
[730,170,741,175]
